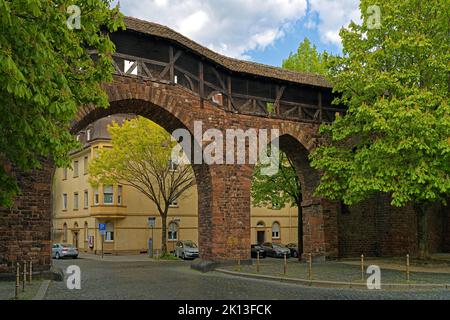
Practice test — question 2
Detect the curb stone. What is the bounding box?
[215,268,450,291]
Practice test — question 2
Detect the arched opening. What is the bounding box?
[51,96,212,259]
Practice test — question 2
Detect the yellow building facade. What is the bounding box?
[52,115,298,255]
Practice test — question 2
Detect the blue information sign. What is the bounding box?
[99,223,106,235]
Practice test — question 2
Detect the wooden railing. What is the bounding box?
[102,51,344,123]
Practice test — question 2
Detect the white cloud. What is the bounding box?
[308,0,361,46]
[115,0,308,59]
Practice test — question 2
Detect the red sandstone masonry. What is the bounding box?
[1,75,449,272]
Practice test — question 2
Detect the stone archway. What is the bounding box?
[0,77,338,273]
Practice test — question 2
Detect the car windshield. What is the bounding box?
[273,244,287,248]
[184,242,197,248]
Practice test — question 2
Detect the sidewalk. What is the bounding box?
[217,258,450,289]
[0,280,44,300]
[77,253,184,262]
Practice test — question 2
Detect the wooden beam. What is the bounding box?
[227,76,232,111]
[159,49,183,80]
[318,91,323,122]
[169,46,174,82]
[274,85,285,116]
[199,61,204,108]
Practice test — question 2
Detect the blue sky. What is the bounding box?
[113,0,360,67]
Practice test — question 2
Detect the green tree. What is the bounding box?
[310,0,450,259]
[89,117,196,254]
[251,151,302,258]
[282,37,330,75]
[0,0,124,207]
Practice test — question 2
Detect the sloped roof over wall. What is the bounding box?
[123,16,332,88]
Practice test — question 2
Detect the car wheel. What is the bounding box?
[181,252,185,260]
[73,255,78,259]
[293,251,298,258]
[55,252,60,260]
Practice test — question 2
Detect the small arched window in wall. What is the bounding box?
[63,223,68,243]
[271,222,280,240]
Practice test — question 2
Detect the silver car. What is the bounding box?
[52,243,79,259]
[173,240,199,260]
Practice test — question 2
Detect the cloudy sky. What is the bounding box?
[113,0,361,66]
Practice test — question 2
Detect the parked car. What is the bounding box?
[286,243,300,258]
[173,240,199,260]
[52,243,78,259]
[251,244,266,258]
[260,242,291,258]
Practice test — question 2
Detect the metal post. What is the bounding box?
[283,253,287,275]
[237,257,241,272]
[406,254,410,282]
[361,254,365,281]
[256,251,260,273]
[29,260,32,284]
[308,253,312,281]
[101,234,104,259]
[22,261,26,291]
[15,263,20,299]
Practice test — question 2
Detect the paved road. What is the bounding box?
[44,257,450,300]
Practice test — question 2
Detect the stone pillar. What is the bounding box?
[301,198,339,261]
[0,161,53,273]
[193,164,252,272]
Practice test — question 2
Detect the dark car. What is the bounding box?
[286,243,300,258]
[251,244,266,258]
[261,242,291,258]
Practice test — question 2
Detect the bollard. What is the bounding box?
[237,258,241,272]
[29,260,32,284]
[15,263,20,299]
[308,253,312,281]
[256,252,260,273]
[283,253,287,275]
[406,254,410,282]
[22,261,26,292]
[361,254,365,281]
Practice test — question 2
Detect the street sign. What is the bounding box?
[99,223,106,235]
[148,217,156,228]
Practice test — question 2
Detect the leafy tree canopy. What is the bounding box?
[310,0,450,208]
[282,37,330,75]
[89,116,195,253]
[0,0,124,206]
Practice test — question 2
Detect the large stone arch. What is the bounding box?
[0,76,336,273]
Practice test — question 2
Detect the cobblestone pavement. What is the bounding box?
[43,257,450,300]
[221,258,450,285]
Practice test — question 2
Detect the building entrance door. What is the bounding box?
[257,231,265,244]
[73,232,79,249]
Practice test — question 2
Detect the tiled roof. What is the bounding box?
[123,16,332,88]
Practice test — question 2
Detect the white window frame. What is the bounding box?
[168,222,179,241]
[73,192,79,210]
[62,193,68,210]
[103,185,114,205]
[272,222,281,239]
[73,160,79,177]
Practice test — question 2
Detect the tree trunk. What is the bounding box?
[297,203,303,261]
[414,202,430,260]
[161,212,168,255]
